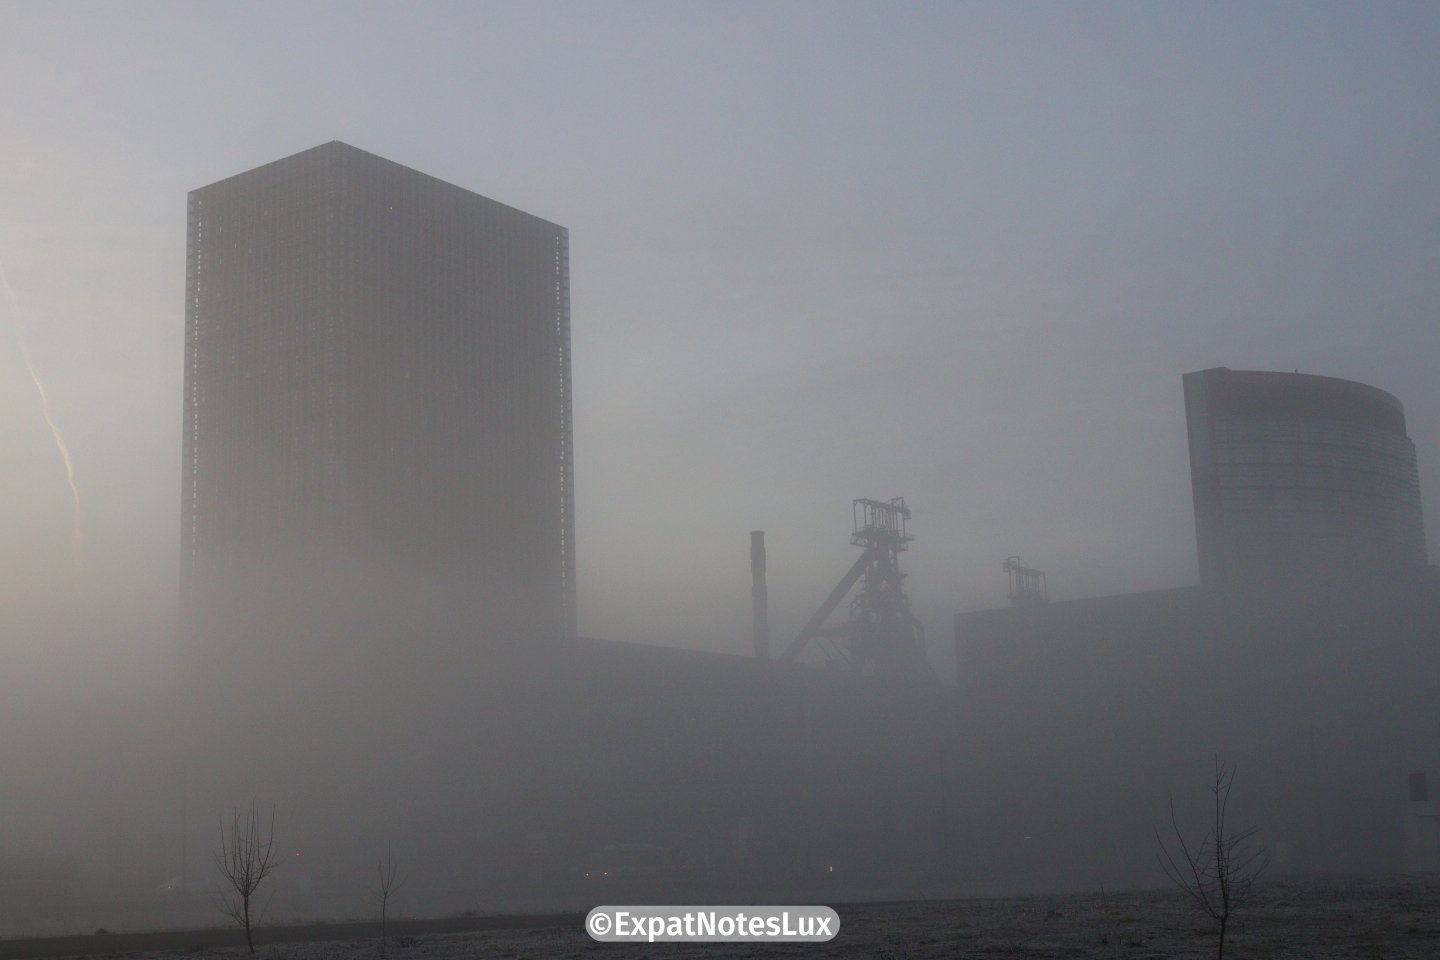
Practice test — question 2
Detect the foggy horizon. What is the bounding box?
[4,5,1440,951]
[5,4,1439,704]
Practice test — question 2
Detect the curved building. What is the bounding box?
[1183,367,1427,585]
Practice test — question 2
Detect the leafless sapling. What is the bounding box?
[368,843,406,955]
[214,802,280,955]
[1155,756,1268,960]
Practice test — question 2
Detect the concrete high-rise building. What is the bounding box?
[1183,367,1426,586]
[182,142,574,652]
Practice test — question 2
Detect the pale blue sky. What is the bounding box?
[3,1,1439,687]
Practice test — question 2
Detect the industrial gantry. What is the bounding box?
[780,498,932,680]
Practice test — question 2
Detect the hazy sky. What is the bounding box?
[3,1,1439,686]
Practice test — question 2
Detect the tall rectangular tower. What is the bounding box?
[183,142,574,654]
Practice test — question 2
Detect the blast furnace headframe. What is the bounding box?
[782,497,932,680]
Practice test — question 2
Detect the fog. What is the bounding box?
[3,0,1440,940]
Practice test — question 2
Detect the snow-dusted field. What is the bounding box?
[7,873,1440,959]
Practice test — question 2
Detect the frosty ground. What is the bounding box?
[4,873,1438,959]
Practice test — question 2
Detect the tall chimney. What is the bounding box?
[750,530,770,659]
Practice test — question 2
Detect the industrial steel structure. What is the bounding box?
[1002,556,1046,606]
[783,498,931,679]
[182,141,575,649]
[750,530,770,659]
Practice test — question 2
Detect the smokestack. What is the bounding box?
[751,530,770,659]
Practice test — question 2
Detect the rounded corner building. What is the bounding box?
[1183,367,1427,585]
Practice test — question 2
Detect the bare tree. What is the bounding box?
[1155,756,1268,960]
[215,802,280,955]
[368,843,406,955]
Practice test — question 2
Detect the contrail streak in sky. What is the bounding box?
[0,258,84,575]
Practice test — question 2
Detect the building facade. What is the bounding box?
[1183,367,1426,586]
[948,367,1438,892]
[182,142,575,653]
[954,574,1440,890]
